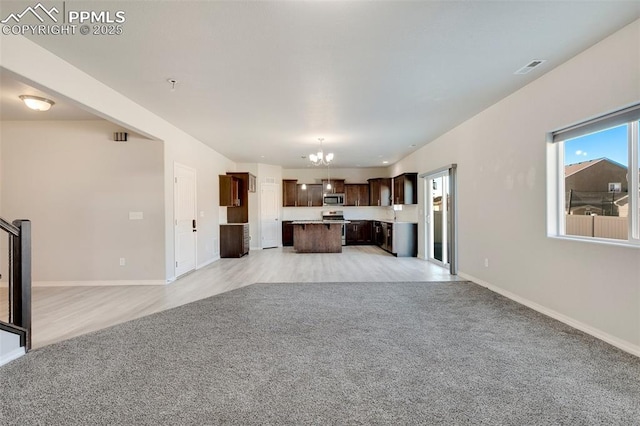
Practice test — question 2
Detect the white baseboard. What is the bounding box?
[0,347,25,367]
[458,271,640,358]
[33,280,166,287]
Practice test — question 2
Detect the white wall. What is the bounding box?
[393,20,640,353]
[0,35,236,282]
[1,120,165,283]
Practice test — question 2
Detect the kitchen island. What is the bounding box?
[291,220,350,253]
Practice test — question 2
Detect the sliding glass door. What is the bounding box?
[422,165,457,274]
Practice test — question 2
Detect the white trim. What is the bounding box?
[32,280,166,287]
[548,235,640,249]
[0,346,25,367]
[197,255,220,270]
[458,271,640,358]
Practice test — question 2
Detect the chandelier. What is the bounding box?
[309,138,334,166]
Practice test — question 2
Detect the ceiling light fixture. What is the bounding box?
[309,138,334,166]
[19,95,54,111]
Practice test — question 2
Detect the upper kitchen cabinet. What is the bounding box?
[226,172,255,223]
[219,174,240,207]
[345,184,370,207]
[308,184,324,206]
[393,173,418,205]
[321,179,345,194]
[283,179,298,207]
[368,178,392,206]
[296,184,323,207]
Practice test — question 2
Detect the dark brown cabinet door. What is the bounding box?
[345,184,370,206]
[393,173,418,204]
[346,220,372,245]
[394,176,404,205]
[296,185,309,207]
[369,178,391,206]
[368,179,380,206]
[357,184,370,207]
[282,221,294,246]
[226,173,251,223]
[219,175,240,207]
[283,180,298,206]
[321,179,345,194]
[308,184,323,206]
[344,184,359,206]
[220,224,249,258]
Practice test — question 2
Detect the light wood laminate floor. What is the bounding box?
[1,246,461,348]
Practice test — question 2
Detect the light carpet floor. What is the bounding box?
[1,281,639,425]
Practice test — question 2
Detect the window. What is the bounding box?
[548,104,640,245]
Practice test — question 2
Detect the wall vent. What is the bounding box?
[264,177,276,184]
[113,132,128,142]
[514,59,546,75]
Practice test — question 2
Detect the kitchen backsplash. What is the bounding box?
[282,204,419,222]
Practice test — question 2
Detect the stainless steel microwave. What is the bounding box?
[323,193,345,206]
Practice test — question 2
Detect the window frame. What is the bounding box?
[547,103,640,247]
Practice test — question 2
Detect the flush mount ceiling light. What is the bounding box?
[19,95,55,111]
[309,138,334,166]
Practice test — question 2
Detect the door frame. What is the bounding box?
[420,164,458,275]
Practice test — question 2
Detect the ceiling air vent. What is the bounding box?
[514,59,546,75]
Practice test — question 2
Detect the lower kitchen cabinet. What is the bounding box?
[220,223,249,258]
[282,221,294,246]
[346,220,372,245]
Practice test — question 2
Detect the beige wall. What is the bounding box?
[1,120,165,282]
[393,19,640,352]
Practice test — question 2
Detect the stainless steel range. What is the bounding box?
[322,210,346,246]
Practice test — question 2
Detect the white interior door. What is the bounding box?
[174,163,197,277]
[261,182,279,248]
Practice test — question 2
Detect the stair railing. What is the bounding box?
[0,218,31,351]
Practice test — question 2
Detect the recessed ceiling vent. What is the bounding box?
[514,59,546,75]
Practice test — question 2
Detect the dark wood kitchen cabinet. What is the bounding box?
[283,179,298,207]
[345,184,370,207]
[321,179,345,194]
[346,220,372,245]
[219,175,240,207]
[220,224,249,258]
[282,221,294,246]
[297,184,323,207]
[368,178,392,206]
[393,173,418,205]
[225,172,255,223]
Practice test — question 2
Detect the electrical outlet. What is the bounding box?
[119,257,126,266]
[484,258,489,268]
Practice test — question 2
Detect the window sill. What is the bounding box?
[548,234,640,249]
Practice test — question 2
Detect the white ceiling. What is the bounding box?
[2,1,639,168]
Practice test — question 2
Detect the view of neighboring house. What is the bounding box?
[565,157,628,216]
